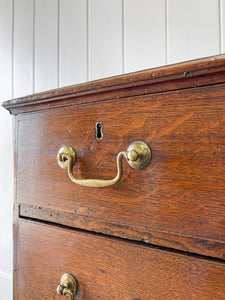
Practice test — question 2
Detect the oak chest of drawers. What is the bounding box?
[3,55,225,299]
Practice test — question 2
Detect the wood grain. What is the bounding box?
[15,83,225,258]
[18,219,225,300]
[20,204,225,260]
[3,55,225,300]
[13,116,19,300]
[2,54,225,114]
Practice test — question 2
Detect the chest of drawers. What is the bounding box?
[3,55,225,299]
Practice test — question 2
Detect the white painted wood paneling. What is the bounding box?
[0,0,13,101]
[167,0,220,64]
[0,1,13,299]
[35,0,58,92]
[14,0,34,98]
[124,0,166,73]
[59,0,87,87]
[221,0,225,52]
[0,271,12,300]
[88,0,123,80]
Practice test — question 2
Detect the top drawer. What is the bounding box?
[16,83,225,259]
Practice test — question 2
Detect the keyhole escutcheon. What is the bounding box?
[95,122,103,140]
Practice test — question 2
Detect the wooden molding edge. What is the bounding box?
[2,54,225,115]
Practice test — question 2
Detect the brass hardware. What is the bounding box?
[57,140,151,188]
[57,146,76,170]
[57,273,78,299]
[126,140,151,170]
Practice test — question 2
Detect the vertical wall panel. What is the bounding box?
[0,272,12,300]
[0,1,13,299]
[35,0,58,92]
[0,0,13,101]
[124,0,166,73]
[59,0,87,87]
[88,0,123,80]
[14,0,34,98]
[167,0,220,64]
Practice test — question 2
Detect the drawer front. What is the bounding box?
[18,219,225,299]
[17,84,225,257]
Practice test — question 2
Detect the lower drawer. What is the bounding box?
[18,219,225,299]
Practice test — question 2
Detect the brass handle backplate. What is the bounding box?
[57,140,151,188]
[57,273,78,299]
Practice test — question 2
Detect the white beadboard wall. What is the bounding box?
[0,0,224,299]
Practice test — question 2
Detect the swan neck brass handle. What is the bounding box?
[57,273,78,299]
[57,141,151,188]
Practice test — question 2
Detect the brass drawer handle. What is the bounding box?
[57,273,78,299]
[57,141,151,188]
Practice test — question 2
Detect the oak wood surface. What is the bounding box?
[20,203,225,260]
[2,54,225,115]
[16,83,225,258]
[18,219,225,300]
[12,115,19,300]
[3,55,225,300]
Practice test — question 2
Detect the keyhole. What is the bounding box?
[95,122,103,140]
